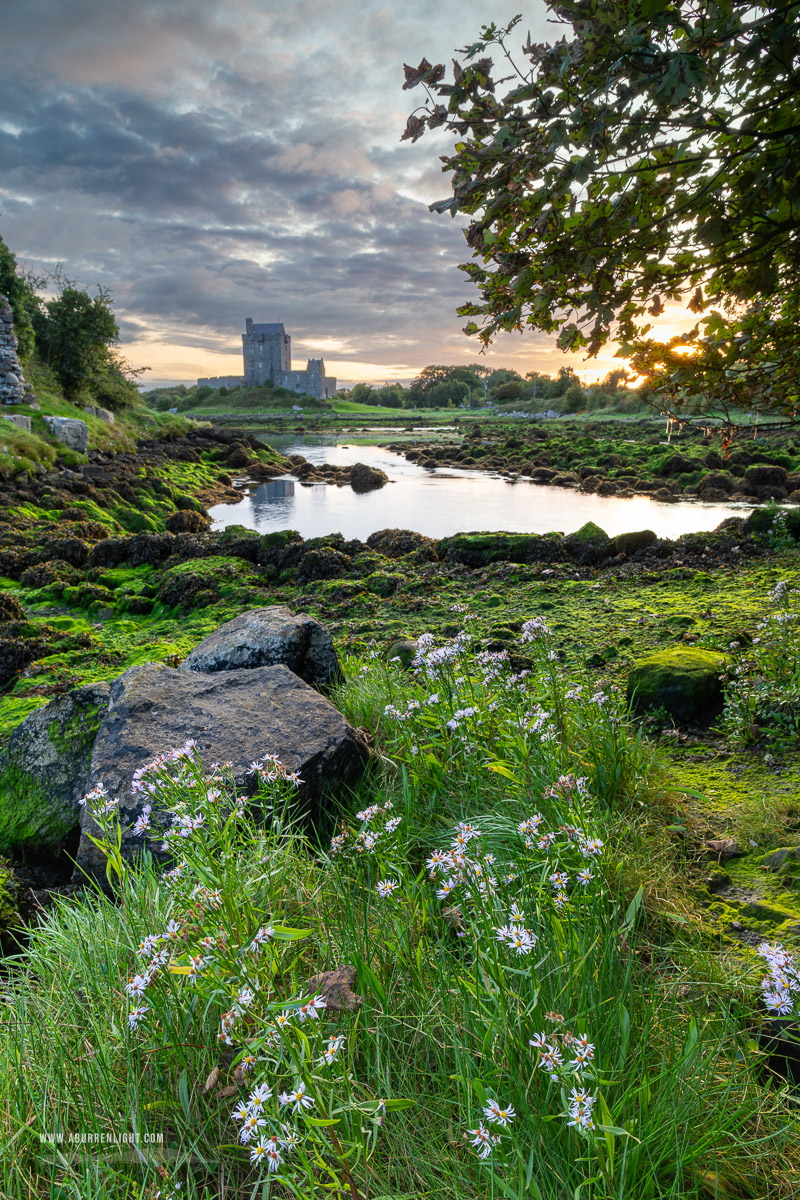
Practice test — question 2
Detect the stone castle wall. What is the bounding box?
[0,294,34,406]
[197,375,245,390]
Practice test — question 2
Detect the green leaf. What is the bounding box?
[302,1115,340,1127]
[270,925,310,941]
[353,956,387,1005]
[177,1070,191,1121]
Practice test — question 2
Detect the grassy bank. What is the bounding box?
[0,608,798,1197]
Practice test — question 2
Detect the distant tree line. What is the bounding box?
[0,235,140,410]
[342,363,645,414]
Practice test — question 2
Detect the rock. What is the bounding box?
[366,528,438,560]
[760,847,800,878]
[697,470,735,495]
[302,965,363,1012]
[626,647,727,724]
[594,480,619,496]
[613,529,657,555]
[350,462,389,493]
[74,663,369,881]
[180,606,342,687]
[564,522,612,565]
[0,591,26,622]
[43,417,89,454]
[706,838,742,861]
[386,638,418,668]
[788,490,800,504]
[0,683,110,854]
[94,407,115,424]
[296,547,351,583]
[744,465,788,489]
[166,509,210,534]
[653,487,678,503]
[2,414,31,431]
[659,453,695,476]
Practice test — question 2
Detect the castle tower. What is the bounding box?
[242,319,291,386]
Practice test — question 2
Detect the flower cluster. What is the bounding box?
[411,630,472,679]
[521,616,552,642]
[757,942,800,1015]
[528,1015,598,1132]
[467,1098,515,1160]
[232,1081,304,1170]
[328,800,402,858]
[78,783,119,820]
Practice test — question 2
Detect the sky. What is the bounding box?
[0,1,678,390]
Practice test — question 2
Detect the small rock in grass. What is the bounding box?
[706,838,741,861]
[302,965,363,1011]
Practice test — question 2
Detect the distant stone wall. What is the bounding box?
[197,376,245,390]
[0,293,34,406]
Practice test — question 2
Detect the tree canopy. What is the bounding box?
[403,2,800,423]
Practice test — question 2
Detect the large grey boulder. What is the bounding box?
[43,416,89,453]
[2,414,31,432]
[0,683,110,854]
[179,605,342,687]
[74,663,368,880]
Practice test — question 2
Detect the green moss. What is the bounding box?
[627,647,727,723]
[0,760,67,851]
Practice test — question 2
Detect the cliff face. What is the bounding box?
[0,294,34,407]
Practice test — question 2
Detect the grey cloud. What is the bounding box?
[0,0,558,382]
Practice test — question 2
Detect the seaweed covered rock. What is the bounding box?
[296,547,351,583]
[74,663,369,880]
[0,591,25,623]
[180,606,342,686]
[627,647,727,724]
[166,509,211,535]
[439,531,563,567]
[366,529,438,560]
[350,462,389,493]
[156,555,256,612]
[0,683,110,854]
[88,533,176,569]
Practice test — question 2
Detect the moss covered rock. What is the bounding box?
[613,529,657,555]
[627,647,727,724]
[365,571,403,598]
[0,682,109,854]
[386,638,418,668]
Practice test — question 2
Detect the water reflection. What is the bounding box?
[212,441,754,541]
[250,478,296,524]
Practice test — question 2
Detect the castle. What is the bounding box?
[197,320,336,400]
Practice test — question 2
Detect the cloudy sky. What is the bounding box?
[0,0,632,389]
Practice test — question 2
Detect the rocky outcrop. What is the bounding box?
[627,647,727,724]
[0,294,34,406]
[74,662,368,880]
[350,462,389,493]
[43,416,89,454]
[179,606,342,687]
[0,683,110,854]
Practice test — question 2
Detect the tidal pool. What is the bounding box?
[209,441,753,541]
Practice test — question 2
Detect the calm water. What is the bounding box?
[209,441,753,541]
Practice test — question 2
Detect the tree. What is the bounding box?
[407,364,484,407]
[33,286,120,399]
[403,4,800,424]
